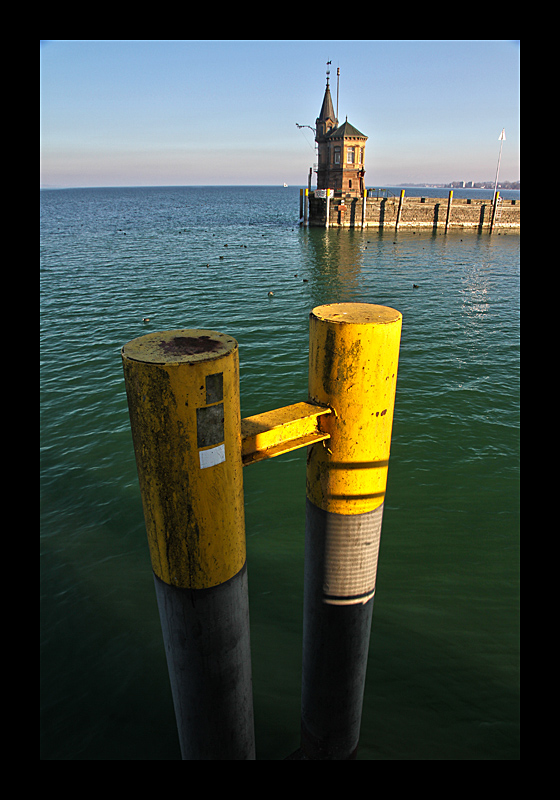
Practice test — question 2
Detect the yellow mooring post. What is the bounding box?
[445,189,453,233]
[490,190,500,233]
[395,188,405,230]
[121,330,255,760]
[300,303,402,760]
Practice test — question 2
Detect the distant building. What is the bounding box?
[315,73,367,197]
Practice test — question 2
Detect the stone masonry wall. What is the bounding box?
[307,193,520,231]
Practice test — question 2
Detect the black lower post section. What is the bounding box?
[299,499,377,760]
[153,563,255,760]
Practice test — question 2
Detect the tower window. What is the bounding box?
[347,147,355,164]
[334,147,341,165]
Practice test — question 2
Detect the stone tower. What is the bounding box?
[315,71,367,197]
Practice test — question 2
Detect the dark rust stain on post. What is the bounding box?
[159,335,223,357]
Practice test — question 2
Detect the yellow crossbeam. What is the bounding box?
[241,401,332,466]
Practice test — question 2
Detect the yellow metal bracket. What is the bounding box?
[241,401,332,466]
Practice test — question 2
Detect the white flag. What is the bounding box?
[499,128,506,140]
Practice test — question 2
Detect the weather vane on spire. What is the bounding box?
[326,60,331,84]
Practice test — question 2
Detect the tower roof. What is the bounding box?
[326,119,367,140]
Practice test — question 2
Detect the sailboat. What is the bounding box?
[283,182,288,187]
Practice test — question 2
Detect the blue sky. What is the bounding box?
[40,40,520,188]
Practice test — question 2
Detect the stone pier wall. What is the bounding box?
[307,193,520,231]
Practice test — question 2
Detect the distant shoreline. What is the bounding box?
[40,181,520,192]
[395,182,520,191]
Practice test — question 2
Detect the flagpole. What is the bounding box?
[336,67,340,122]
[493,129,506,204]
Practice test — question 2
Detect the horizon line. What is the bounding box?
[40,181,521,191]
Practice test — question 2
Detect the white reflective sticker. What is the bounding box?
[322,503,384,606]
[199,443,226,469]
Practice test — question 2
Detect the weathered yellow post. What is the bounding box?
[395,188,405,230]
[300,303,402,760]
[445,189,453,232]
[122,307,402,760]
[121,330,255,760]
[490,189,500,233]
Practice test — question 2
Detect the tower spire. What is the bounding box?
[316,62,337,143]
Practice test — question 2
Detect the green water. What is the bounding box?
[40,186,520,760]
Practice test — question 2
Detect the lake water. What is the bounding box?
[40,185,520,760]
